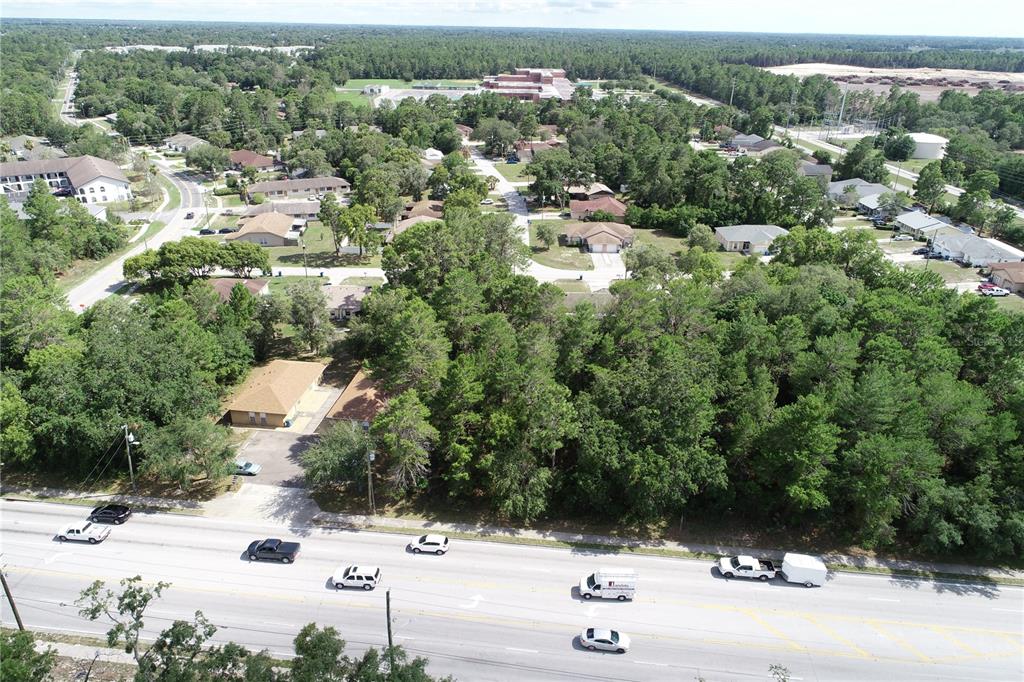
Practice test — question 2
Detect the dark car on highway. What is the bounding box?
[89,504,132,524]
[185,211,195,219]
[247,538,301,563]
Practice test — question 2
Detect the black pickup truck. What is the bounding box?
[247,538,301,563]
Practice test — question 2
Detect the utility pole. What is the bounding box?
[786,86,797,132]
[123,425,138,494]
[385,589,395,674]
[367,449,376,516]
[728,77,736,108]
[1,565,25,631]
[836,88,849,131]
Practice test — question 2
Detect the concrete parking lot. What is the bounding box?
[233,430,317,487]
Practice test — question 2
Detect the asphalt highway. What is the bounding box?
[1,500,1020,681]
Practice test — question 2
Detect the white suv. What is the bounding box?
[332,565,381,590]
[409,534,450,555]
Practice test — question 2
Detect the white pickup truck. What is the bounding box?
[57,521,110,544]
[717,555,777,581]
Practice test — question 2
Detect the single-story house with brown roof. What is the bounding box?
[513,140,561,163]
[561,222,634,253]
[400,199,444,220]
[229,150,276,170]
[323,285,373,320]
[323,369,386,426]
[569,196,627,221]
[989,262,1024,294]
[248,176,350,199]
[226,212,299,247]
[226,359,327,428]
[209,278,269,302]
[566,182,615,201]
[455,124,474,138]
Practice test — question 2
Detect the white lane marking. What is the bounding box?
[635,660,668,667]
[504,647,539,654]
[992,608,1021,613]
[459,594,485,609]
[396,635,415,640]
[868,597,900,602]
[44,552,73,565]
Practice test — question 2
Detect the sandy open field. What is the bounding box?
[764,63,1023,102]
[764,63,1024,83]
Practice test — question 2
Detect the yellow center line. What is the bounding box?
[869,622,932,663]
[741,608,806,651]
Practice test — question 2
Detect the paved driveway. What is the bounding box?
[233,430,317,487]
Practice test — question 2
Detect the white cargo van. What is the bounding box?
[579,568,637,601]
[780,553,827,587]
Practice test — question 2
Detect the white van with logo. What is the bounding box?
[579,568,637,601]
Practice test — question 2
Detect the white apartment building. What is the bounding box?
[0,155,132,204]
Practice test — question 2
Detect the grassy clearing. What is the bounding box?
[219,194,244,207]
[528,222,593,270]
[339,78,414,89]
[493,161,533,182]
[633,228,687,254]
[552,278,590,293]
[266,222,382,268]
[330,90,372,106]
[267,275,330,294]
[993,293,1024,313]
[904,260,983,284]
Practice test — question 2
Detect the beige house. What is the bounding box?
[400,199,444,220]
[569,196,627,221]
[227,212,298,247]
[388,215,441,242]
[989,262,1024,294]
[715,224,789,254]
[226,359,327,428]
[566,182,615,201]
[248,176,350,199]
[561,222,634,253]
[323,285,373,320]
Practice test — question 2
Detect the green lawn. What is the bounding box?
[210,215,240,231]
[994,294,1024,313]
[160,175,182,210]
[340,78,415,89]
[633,228,687,254]
[266,222,382,268]
[219,194,244,207]
[267,275,329,294]
[904,260,982,284]
[330,90,373,107]
[493,162,533,183]
[528,221,593,270]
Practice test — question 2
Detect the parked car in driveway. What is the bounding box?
[981,286,1010,297]
[89,504,132,524]
[913,247,930,255]
[218,227,239,234]
[332,565,381,590]
[409,534,450,555]
[579,628,630,653]
[233,460,262,476]
[892,234,914,241]
[247,538,300,563]
[199,228,216,235]
[58,522,110,544]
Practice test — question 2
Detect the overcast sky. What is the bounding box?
[2,0,1022,39]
